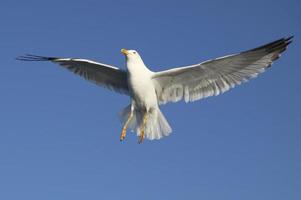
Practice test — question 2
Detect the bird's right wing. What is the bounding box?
[17,55,129,95]
[152,36,293,104]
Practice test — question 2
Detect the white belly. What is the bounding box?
[128,74,158,110]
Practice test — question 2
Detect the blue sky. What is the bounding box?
[0,0,300,199]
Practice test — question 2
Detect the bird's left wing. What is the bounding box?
[152,36,293,104]
[17,55,129,95]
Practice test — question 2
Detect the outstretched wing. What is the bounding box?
[17,55,129,95]
[152,36,293,104]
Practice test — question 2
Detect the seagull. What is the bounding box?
[17,36,293,143]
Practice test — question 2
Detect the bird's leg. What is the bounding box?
[138,112,148,144]
[120,108,134,141]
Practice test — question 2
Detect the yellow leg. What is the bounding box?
[120,111,133,141]
[138,113,148,144]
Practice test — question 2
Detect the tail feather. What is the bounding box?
[119,106,172,140]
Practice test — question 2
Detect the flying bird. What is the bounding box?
[17,36,293,143]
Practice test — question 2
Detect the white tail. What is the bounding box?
[119,105,172,140]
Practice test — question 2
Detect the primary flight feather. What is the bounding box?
[17,36,293,143]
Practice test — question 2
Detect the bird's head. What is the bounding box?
[121,49,142,60]
[121,48,147,70]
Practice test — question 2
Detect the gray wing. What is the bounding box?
[17,55,129,95]
[152,36,293,104]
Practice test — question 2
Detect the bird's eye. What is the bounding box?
[133,52,136,54]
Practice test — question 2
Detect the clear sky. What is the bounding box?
[0,0,300,199]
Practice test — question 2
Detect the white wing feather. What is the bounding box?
[152,37,293,104]
[17,55,129,95]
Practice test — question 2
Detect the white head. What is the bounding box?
[121,48,150,73]
[121,49,144,65]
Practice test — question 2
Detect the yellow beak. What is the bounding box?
[121,48,129,55]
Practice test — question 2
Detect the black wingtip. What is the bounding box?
[248,35,293,54]
[286,35,294,41]
[284,35,294,45]
[16,54,57,61]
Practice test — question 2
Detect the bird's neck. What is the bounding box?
[126,58,151,75]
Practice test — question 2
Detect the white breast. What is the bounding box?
[127,62,157,110]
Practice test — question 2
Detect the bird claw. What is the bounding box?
[138,132,145,144]
[120,129,126,141]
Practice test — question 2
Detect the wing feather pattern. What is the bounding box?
[17,55,129,95]
[152,36,293,104]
